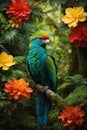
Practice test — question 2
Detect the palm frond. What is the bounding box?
[4,29,18,43]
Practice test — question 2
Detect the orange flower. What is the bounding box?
[4,78,33,103]
[58,105,85,130]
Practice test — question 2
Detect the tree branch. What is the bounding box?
[36,84,66,111]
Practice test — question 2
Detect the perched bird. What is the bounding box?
[26,30,57,127]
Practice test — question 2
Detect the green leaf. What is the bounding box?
[45,7,58,13]
[64,74,84,85]
[49,0,67,6]
[14,56,25,64]
[12,70,27,79]
[4,29,18,43]
[58,82,72,91]
[0,13,7,23]
[65,85,87,106]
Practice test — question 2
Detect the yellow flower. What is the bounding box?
[9,17,21,28]
[62,7,87,27]
[0,52,16,70]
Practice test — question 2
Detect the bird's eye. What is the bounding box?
[38,37,43,40]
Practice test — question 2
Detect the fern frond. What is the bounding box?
[65,85,87,106]
[11,70,27,79]
[14,56,25,63]
[4,29,18,43]
[49,108,64,130]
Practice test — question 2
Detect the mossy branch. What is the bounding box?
[36,84,66,111]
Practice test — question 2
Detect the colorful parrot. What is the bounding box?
[26,30,57,127]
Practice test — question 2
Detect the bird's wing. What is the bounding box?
[46,55,57,92]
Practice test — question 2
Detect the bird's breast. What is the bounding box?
[28,47,47,82]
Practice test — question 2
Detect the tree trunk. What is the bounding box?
[69,45,87,77]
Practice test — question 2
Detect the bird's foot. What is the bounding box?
[41,86,49,94]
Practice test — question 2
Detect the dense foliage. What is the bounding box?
[0,0,87,130]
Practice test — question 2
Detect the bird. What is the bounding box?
[26,30,57,127]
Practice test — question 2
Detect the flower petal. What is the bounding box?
[4,78,33,103]
[68,19,78,27]
[0,52,16,70]
[62,6,87,27]
[58,104,85,130]
[6,0,32,22]
[62,15,74,24]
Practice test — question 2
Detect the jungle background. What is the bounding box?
[0,0,87,130]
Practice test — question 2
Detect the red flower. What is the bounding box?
[69,24,87,48]
[4,78,33,103]
[58,105,85,130]
[6,0,32,22]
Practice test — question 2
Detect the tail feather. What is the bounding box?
[36,93,50,127]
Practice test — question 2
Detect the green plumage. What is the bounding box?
[26,33,57,127]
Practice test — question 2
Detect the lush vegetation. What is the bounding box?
[0,0,87,130]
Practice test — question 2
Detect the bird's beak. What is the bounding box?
[43,39,50,44]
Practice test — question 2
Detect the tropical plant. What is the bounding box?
[0,0,87,130]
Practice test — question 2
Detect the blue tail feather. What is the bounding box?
[36,93,50,127]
